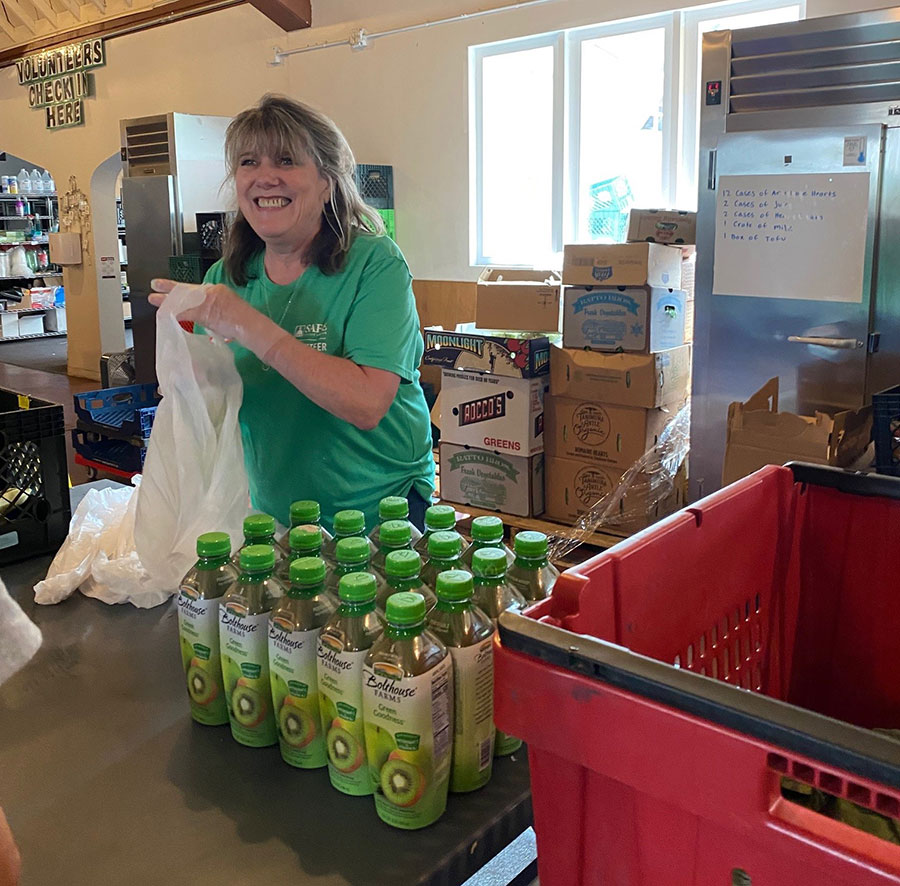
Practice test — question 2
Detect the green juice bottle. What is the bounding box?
[377,550,437,614]
[507,531,559,602]
[428,571,495,793]
[325,536,387,602]
[369,496,423,549]
[177,532,239,726]
[363,592,452,829]
[233,514,286,568]
[322,509,377,566]
[413,505,457,557]
[276,525,326,584]
[420,530,467,593]
[462,516,514,570]
[219,544,284,747]
[471,548,526,756]
[371,519,414,578]
[317,572,383,796]
[268,557,337,769]
[277,500,333,554]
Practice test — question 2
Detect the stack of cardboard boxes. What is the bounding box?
[543,209,695,532]
[423,270,561,517]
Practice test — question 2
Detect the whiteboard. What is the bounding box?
[712,172,870,302]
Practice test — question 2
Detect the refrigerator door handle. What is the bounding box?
[787,335,864,349]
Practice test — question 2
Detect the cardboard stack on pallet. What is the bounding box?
[544,210,696,532]
[423,269,561,518]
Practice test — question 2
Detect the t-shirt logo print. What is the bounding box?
[294,323,328,352]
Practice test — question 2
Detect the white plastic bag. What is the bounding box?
[134,283,249,592]
[1,576,41,684]
[33,478,167,608]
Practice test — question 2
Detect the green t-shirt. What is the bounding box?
[202,233,435,532]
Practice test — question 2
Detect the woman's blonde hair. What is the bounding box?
[222,94,383,283]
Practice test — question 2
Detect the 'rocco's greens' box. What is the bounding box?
[439,443,544,517]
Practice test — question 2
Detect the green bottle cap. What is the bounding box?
[385,549,422,579]
[244,513,276,539]
[472,547,508,578]
[424,504,455,531]
[290,556,326,585]
[196,531,231,558]
[379,496,409,521]
[334,509,365,535]
[428,530,463,559]
[240,544,276,572]
[435,569,474,602]
[336,536,370,565]
[471,515,504,544]
[339,571,377,603]
[290,500,320,526]
[385,591,426,625]
[515,530,548,558]
[289,525,322,553]
[380,519,412,548]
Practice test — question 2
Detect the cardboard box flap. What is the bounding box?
[479,268,561,285]
[830,403,874,466]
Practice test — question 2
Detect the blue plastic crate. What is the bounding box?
[71,428,147,474]
[873,384,900,477]
[74,384,159,439]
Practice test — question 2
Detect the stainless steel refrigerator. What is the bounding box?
[692,7,900,499]
[119,112,231,383]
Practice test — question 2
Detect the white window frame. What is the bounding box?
[470,0,804,267]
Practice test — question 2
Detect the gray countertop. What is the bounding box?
[0,493,533,886]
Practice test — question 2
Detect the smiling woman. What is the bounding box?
[149,95,435,533]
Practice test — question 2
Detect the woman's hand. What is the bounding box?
[149,279,290,357]
[0,807,21,886]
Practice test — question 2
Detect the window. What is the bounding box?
[470,0,803,266]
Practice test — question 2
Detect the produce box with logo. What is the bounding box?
[543,456,685,532]
[439,443,544,517]
[439,369,548,456]
[475,268,562,333]
[545,395,673,470]
[562,285,686,353]
[562,242,682,289]
[423,325,551,379]
[626,208,697,245]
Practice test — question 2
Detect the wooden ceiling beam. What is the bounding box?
[3,0,37,33]
[0,0,250,68]
[248,0,308,31]
[53,0,81,20]
[86,0,103,12]
[0,8,19,38]
[29,0,58,27]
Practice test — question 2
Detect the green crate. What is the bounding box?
[378,208,396,241]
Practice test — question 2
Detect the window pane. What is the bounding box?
[697,5,800,39]
[578,29,666,243]
[481,45,555,263]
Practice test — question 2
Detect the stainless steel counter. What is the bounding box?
[0,499,534,886]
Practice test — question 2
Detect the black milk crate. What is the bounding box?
[873,384,900,477]
[355,164,394,209]
[0,388,70,565]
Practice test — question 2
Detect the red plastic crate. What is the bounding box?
[495,464,900,886]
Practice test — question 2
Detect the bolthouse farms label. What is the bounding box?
[15,39,104,130]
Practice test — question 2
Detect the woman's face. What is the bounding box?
[235,146,331,248]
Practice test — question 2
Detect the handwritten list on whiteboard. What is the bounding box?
[712,172,870,302]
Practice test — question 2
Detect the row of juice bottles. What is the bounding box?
[177,497,559,830]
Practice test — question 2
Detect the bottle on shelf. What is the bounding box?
[413,505,457,557]
[428,570,496,793]
[14,197,24,218]
[7,175,17,195]
[461,515,514,570]
[40,170,53,194]
[30,170,42,194]
[506,531,559,602]
[369,496,423,549]
[16,170,31,194]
